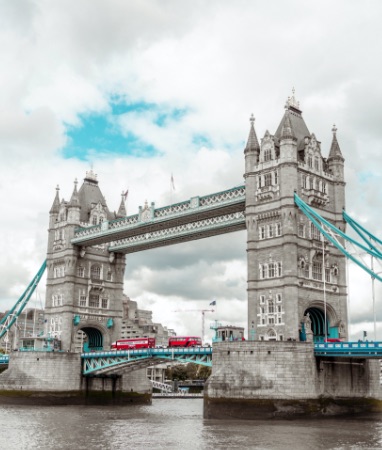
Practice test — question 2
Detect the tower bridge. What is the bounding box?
[9,90,348,352]
[2,92,382,416]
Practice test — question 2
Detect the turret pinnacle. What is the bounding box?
[116,191,127,217]
[69,179,80,206]
[280,112,297,141]
[49,185,60,214]
[328,125,344,160]
[244,114,260,155]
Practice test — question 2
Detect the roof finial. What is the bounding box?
[250,114,255,125]
[332,124,337,135]
[285,87,300,110]
[56,184,60,192]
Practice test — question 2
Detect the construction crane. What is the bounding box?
[173,309,215,343]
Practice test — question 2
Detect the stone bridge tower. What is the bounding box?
[45,170,126,351]
[244,93,347,342]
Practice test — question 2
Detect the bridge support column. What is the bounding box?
[204,341,382,419]
[0,353,151,405]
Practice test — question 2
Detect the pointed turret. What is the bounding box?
[327,125,345,181]
[116,191,127,217]
[244,114,260,155]
[244,114,260,173]
[328,125,344,161]
[280,112,297,142]
[69,179,79,206]
[68,179,81,223]
[50,185,60,214]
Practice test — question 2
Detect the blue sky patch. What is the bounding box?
[62,99,189,161]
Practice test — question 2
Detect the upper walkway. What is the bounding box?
[71,185,246,253]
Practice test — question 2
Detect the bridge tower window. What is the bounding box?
[79,295,87,307]
[91,265,101,280]
[101,298,109,309]
[310,223,321,241]
[312,261,322,281]
[89,294,100,308]
[264,173,272,186]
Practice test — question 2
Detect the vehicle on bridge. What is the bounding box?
[168,336,202,348]
[111,337,156,350]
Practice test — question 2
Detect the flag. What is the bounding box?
[171,173,175,190]
[123,189,128,201]
[210,300,216,306]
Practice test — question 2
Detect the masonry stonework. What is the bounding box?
[204,341,382,419]
[244,94,347,343]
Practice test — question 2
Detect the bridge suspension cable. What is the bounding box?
[0,260,47,340]
[294,194,382,282]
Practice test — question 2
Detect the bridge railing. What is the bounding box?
[81,347,213,359]
[0,355,9,364]
[314,341,382,357]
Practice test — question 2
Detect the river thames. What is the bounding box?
[1,399,382,449]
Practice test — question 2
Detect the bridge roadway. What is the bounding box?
[2,342,382,375]
[71,185,246,253]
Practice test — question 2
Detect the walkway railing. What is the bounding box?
[314,341,382,358]
[0,355,9,365]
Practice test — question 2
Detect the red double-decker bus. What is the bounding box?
[111,337,156,350]
[168,336,202,348]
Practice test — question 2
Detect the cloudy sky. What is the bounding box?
[1,0,382,342]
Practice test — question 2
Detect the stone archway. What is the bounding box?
[303,303,340,343]
[74,325,105,352]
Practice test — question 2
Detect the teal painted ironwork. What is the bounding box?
[81,347,212,376]
[343,210,382,257]
[0,260,47,340]
[0,355,9,365]
[294,194,382,282]
[314,341,382,358]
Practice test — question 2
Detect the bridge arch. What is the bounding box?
[302,301,340,343]
[73,322,111,352]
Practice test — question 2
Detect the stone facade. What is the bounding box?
[244,94,347,343]
[204,341,382,418]
[0,352,151,405]
[45,171,126,351]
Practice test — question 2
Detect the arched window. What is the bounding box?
[264,148,272,161]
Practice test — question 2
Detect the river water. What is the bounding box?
[1,399,382,449]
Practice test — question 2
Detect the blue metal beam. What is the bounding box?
[294,194,382,282]
[81,347,213,375]
[314,341,382,358]
[0,261,47,340]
